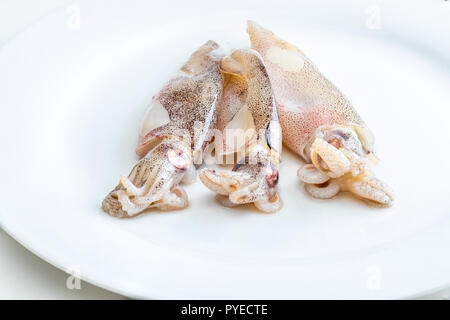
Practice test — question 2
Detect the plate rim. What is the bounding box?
[1,0,450,299]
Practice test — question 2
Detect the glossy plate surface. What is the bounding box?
[1,0,449,298]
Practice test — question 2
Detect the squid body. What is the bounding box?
[199,49,283,212]
[247,21,394,206]
[103,22,395,218]
[102,41,224,217]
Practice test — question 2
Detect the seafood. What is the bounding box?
[247,21,394,206]
[199,49,283,213]
[102,41,224,217]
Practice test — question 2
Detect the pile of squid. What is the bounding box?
[102,22,394,218]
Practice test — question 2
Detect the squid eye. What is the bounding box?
[325,130,350,144]
[232,156,249,171]
[266,170,279,188]
[328,137,343,149]
[328,129,351,140]
[167,148,191,170]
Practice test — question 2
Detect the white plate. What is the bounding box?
[1,0,450,299]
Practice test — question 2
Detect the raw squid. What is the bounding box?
[247,21,394,206]
[102,41,224,217]
[199,49,283,213]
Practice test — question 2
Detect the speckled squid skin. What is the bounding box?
[223,49,282,193]
[137,40,224,158]
[102,41,224,217]
[218,49,281,154]
[247,22,394,207]
[214,71,247,157]
[199,49,283,212]
[226,50,281,147]
[102,139,191,217]
[247,21,371,161]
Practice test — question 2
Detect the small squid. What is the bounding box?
[199,49,283,212]
[247,21,394,206]
[102,41,224,217]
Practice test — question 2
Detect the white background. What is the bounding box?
[0,0,448,300]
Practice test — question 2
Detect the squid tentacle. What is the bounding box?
[103,40,224,218]
[247,21,394,207]
[102,139,191,218]
[199,49,282,213]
